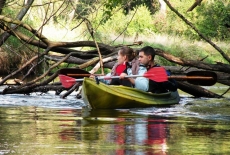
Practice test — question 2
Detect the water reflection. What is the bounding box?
[1,105,230,154]
[81,109,169,154]
[0,85,230,154]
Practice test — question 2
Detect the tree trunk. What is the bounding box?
[158,0,167,17]
[0,0,6,15]
[177,81,221,98]
[0,0,34,46]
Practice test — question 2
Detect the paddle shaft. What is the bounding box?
[60,67,217,87]
[168,76,214,80]
[67,74,154,82]
[67,73,214,80]
[67,74,102,76]
[66,75,214,83]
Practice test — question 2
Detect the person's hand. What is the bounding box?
[89,75,95,80]
[120,73,127,79]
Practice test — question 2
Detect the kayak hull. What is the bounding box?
[82,78,180,109]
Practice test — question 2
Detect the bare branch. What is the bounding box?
[0,0,34,45]
[163,0,230,63]
[155,48,230,73]
[187,0,203,12]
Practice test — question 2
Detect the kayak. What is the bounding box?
[82,78,180,109]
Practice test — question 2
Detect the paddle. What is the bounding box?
[59,67,217,88]
[59,67,167,88]
[175,71,217,86]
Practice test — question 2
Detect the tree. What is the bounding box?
[0,0,229,97]
[0,0,6,14]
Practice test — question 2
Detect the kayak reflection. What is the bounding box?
[58,109,169,154]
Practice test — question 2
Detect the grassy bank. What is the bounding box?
[107,33,229,66]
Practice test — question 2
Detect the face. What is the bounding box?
[138,51,152,66]
[117,50,127,64]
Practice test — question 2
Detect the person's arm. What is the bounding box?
[133,66,148,91]
[120,73,136,85]
[120,66,149,91]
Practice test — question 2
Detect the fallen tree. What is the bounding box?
[0,0,230,98]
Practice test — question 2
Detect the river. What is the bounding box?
[0,84,230,154]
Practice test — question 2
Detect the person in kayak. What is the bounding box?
[108,46,135,86]
[120,46,178,93]
[92,46,144,87]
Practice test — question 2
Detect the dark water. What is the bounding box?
[0,85,230,154]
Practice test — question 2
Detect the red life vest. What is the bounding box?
[115,63,126,75]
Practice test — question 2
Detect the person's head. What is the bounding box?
[117,46,136,64]
[138,46,156,66]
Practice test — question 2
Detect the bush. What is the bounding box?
[91,5,156,37]
[162,0,230,40]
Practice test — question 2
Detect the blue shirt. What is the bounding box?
[126,65,149,91]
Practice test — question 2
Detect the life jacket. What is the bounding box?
[111,58,140,76]
[115,63,126,75]
[148,64,178,93]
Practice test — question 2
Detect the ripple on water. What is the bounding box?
[130,97,230,121]
[0,90,85,109]
[1,85,230,121]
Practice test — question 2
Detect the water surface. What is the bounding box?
[0,85,230,154]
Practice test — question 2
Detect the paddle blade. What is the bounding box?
[144,67,168,82]
[186,71,217,86]
[59,74,77,88]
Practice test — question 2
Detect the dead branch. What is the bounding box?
[187,0,203,12]
[0,54,42,85]
[177,81,221,98]
[89,55,117,74]
[85,18,105,75]
[0,0,34,46]
[155,48,230,73]
[163,0,230,63]
[61,82,81,99]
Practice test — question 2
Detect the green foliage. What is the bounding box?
[2,7,15,18]
[91,5,155,38]
[1,0,230,72]
[157,0,230,40]
[126,6,156,35]
[75,0,97,18]
[4,0,230,42]
[102,0,159,23]
[88,0,230,41]
[195,1,230,40]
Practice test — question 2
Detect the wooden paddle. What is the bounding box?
[59,67,217,88]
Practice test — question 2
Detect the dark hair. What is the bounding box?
[119,46,136,61]
[140,46,156,60]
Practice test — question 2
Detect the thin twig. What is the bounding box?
[61,82,80,99]
[219,87,230,98]
[85,19,104,75]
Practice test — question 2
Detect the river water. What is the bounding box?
[0,85,230,154]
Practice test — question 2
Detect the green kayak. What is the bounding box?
[82,78,180,109]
